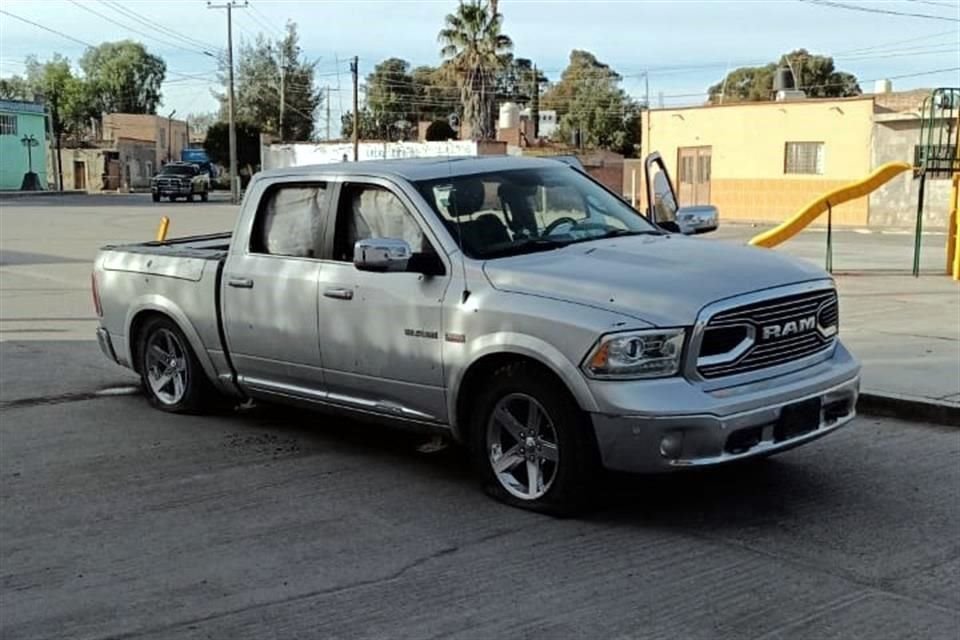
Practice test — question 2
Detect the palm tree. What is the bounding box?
[438,0,513,140]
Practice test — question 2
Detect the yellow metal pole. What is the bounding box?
[950,173,959,280]
[950,114,959,280]
[155,216,170,242]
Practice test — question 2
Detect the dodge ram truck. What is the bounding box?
[93,155,860,513]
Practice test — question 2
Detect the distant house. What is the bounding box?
[102,113,190,168]
[624,88,953,228]
[0,99,48,190]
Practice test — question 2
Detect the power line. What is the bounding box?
[0,9,95,48]
[248,1,285,37]
[98,0,222,54]
[796,0,960,22]
[67,0,218,58]
[902,0,958,8]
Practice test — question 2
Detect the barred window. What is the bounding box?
[0,114,17,136]
[784,142,824,175]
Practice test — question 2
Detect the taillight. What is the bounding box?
[91,272,103,317]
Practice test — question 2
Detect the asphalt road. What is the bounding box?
[1,194,958,639]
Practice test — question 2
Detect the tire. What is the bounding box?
[200,191,209,202]
[187,193,195,202]
[152,192,160,202]
[469,361,600,515]
[137,316,217,413]
[168,195,177,202]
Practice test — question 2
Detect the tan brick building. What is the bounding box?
[102,113,189,168]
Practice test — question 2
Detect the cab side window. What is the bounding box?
[333,184,428,262]
[251,184,328,258]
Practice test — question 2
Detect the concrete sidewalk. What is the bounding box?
[836,274,959,408]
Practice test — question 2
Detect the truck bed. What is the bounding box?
[102,232,232,260]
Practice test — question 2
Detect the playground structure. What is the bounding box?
[749,87,959,280]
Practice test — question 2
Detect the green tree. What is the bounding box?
[708,49,861,103]
[221,22,322,141]
[203,120,261,174]
[495,56,545,104]
[541,50,640,156]
[411,64,460,123]
[438,0,513,140]
[365,58,416,139]
[79,41,165,114]
[340,108,379,140]
[186,112,218,143]
[0,76,32,100]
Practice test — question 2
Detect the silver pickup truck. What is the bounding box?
[93,155,860,513]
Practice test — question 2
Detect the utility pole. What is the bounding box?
[278,48,285,141]
[531,64,540,139]
[643,71,651,162]
[326,86,331,140]
[351,56,359,161]
[208,0,247,204]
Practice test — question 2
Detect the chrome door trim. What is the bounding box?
[240,376,439,422]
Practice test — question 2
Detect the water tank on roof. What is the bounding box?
[874,79,892,94]
[774,67,795,92]
[499,102,520,130]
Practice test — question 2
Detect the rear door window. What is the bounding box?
[251,184,329,258]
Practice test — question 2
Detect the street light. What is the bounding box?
[20,134,41,191]
[167,109,177,163]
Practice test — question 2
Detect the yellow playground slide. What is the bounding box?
[749,162,913,248]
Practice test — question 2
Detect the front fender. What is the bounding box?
[446,331,599,441]
[123,294,221,388]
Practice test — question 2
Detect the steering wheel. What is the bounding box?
[543,217,578,236]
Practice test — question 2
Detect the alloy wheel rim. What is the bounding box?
[486,393,560,501]
[145,329,189,405]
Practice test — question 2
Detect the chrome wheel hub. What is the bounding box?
[144,328,189,405]
[487,393,560,501]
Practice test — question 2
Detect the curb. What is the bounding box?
[857,392,960,427]
[0,190,87,199]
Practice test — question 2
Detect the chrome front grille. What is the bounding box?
[697,289,838,379]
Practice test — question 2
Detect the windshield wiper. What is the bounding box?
[598,229,662,238]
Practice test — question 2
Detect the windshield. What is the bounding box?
[414,166,659,259]
[159,165,196,176]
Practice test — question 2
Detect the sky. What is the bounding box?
[1,0,958,136]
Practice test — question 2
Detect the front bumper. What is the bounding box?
[589,342,860,472]
[152,183,193,194]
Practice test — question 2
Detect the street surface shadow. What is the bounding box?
[221,399,832,526]
[0,249,89,266]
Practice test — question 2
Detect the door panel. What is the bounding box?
[223,256,323,390]
[221,182,330,392]
[317,180,449,423]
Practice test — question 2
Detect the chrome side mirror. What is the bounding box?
[354,238,412,272]
[676,205,719,235]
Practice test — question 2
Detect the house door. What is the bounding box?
[73,162,86,190]
[677,146,712,206]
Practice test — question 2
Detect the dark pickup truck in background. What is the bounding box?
[151,162,210,203]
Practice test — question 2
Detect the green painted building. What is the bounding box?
[0,100,49,190]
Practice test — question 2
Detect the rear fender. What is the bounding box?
[124,295,222,390]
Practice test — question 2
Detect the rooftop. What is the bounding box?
[258,155,569,182]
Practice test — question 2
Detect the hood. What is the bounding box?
[482,235,829,327]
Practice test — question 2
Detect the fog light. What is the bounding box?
[659,431,685,460]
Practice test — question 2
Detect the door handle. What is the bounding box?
[323,287,354,300]
[227,277,254,289]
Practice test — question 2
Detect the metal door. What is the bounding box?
[316,179,450,423]
[73,162,86,190]
[676,146,712,206]
[221,183,330,393]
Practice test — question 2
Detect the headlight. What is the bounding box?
[582,328,686,379]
